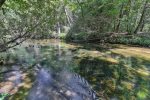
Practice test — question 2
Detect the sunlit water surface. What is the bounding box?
[0,39,150,100]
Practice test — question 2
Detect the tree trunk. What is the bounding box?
[140,20,145,31]
[64,6,73,27]
[126,0,131,34]
[76,0,84,18]
[134,0,148,34]
[57,22,61,35]
[115,3,124,33]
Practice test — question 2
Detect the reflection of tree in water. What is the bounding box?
[27,68,97,100]
[39,45,75,71]
[74,56,150,99]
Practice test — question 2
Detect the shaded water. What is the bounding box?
[0,39,150,100]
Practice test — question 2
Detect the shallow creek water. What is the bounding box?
[0,39,150,100]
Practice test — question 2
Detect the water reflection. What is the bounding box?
[0,39,150,100]
[75,55,150,100]
[27,67,96,100]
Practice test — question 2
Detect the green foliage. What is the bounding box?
[0,0,78,51]
[58,33,67,39]
[137,90,148,99]
[0,93,9,100]
[67,0,150,42]
[0,0,150,50]
[74,32,88,40]
[108,34,150,47]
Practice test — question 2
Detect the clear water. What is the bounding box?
[0,39,150,100]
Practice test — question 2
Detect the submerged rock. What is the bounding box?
[27,67,97,100]
[0,69,24,95]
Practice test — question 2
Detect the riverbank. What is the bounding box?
[66,32,150,48]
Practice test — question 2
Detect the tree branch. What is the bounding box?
[0,21,41,52]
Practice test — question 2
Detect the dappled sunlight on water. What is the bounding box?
[111,46,150,60]
[0,39,150,100]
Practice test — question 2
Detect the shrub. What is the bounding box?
[108,34,150,47]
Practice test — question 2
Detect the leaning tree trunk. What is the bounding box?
[134,0,148,34]
[64,6,73,27]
